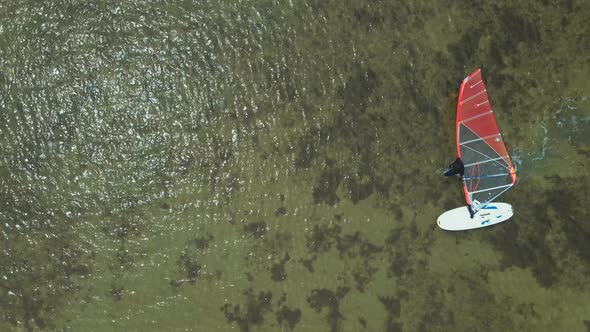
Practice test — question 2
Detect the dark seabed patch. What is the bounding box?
[312,159,343,206]
[194,233,214,250]
[486,174,590,288]
[300,255,317,273]
[275,206,287,216]
[243,221,267,239]
[170,251,202,287]
[110,284,125,302]
[544,175,590,265]
[1,0,589,330]
[306,224,342,254]
[262,231,294,257]
[307,287,351,332]
[334,231,383,291]
[486,215,559,288]
[378,296,402,332]
[270,253,291,282]
[384,226,434,280]
[221,289,273,332]
[276,305,302,330]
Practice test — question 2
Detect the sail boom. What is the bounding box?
[464,172,512,180]
[460,143,511,170]
[463,156,509,167]
[469,183,513,195]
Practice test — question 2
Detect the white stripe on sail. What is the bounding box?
[459,110,493,124]
[464,156,509,167]
[460,88,486,105]
[460,133,501,146]
[470,79,484,89]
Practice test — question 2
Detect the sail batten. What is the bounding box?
[456,69,516,212]
[469,183,513,195]
[460,133,502,145]
[463,156,508,167]
[459,110,493,124]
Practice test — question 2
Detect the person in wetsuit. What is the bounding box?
[443,157,464,177]
[467,204,475,219]
[444,158,475,218]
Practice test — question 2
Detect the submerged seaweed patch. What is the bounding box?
[379,295,402,332]
[340,63,379,115]
[486,213,560,288]
[275,206,287,216]
[110,285,124,302]
[300,255,317,273]
[276,305,302,330]
[341,232,382,258]
[486,175,590,288]
[270,253,291,282]
[194,232,214,250]
[312,159,343,206]
[113,246,135,271]
[499,10,541,50]
[170,252,202,287]
[383,226,435,280]
[544,175,590,265]
[243,221,267,238]
[345,176,375,204]
[307,287,350,332]
[352,263,379,292]
[221,289,273,332]
[262,231,294,257]
[336,232,383,291]
[306,224,342,254]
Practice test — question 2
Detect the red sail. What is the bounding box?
[455,69,516,209]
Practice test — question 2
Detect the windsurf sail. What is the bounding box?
[456,69,516,214]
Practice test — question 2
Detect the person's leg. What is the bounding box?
[467,205,475,219]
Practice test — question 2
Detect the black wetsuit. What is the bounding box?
[444,157,464,177]
[443,158,473,218]
[467,205,475,219]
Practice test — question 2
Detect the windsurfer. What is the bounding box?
[443,157,464,177]
[467,205,475,219]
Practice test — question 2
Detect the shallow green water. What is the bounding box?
[1,1,589,331]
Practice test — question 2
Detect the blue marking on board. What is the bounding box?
[496,215,503,219]
[482,205,498,210]
[481,219,491,225]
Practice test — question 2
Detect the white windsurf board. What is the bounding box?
[437,203,513,231]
